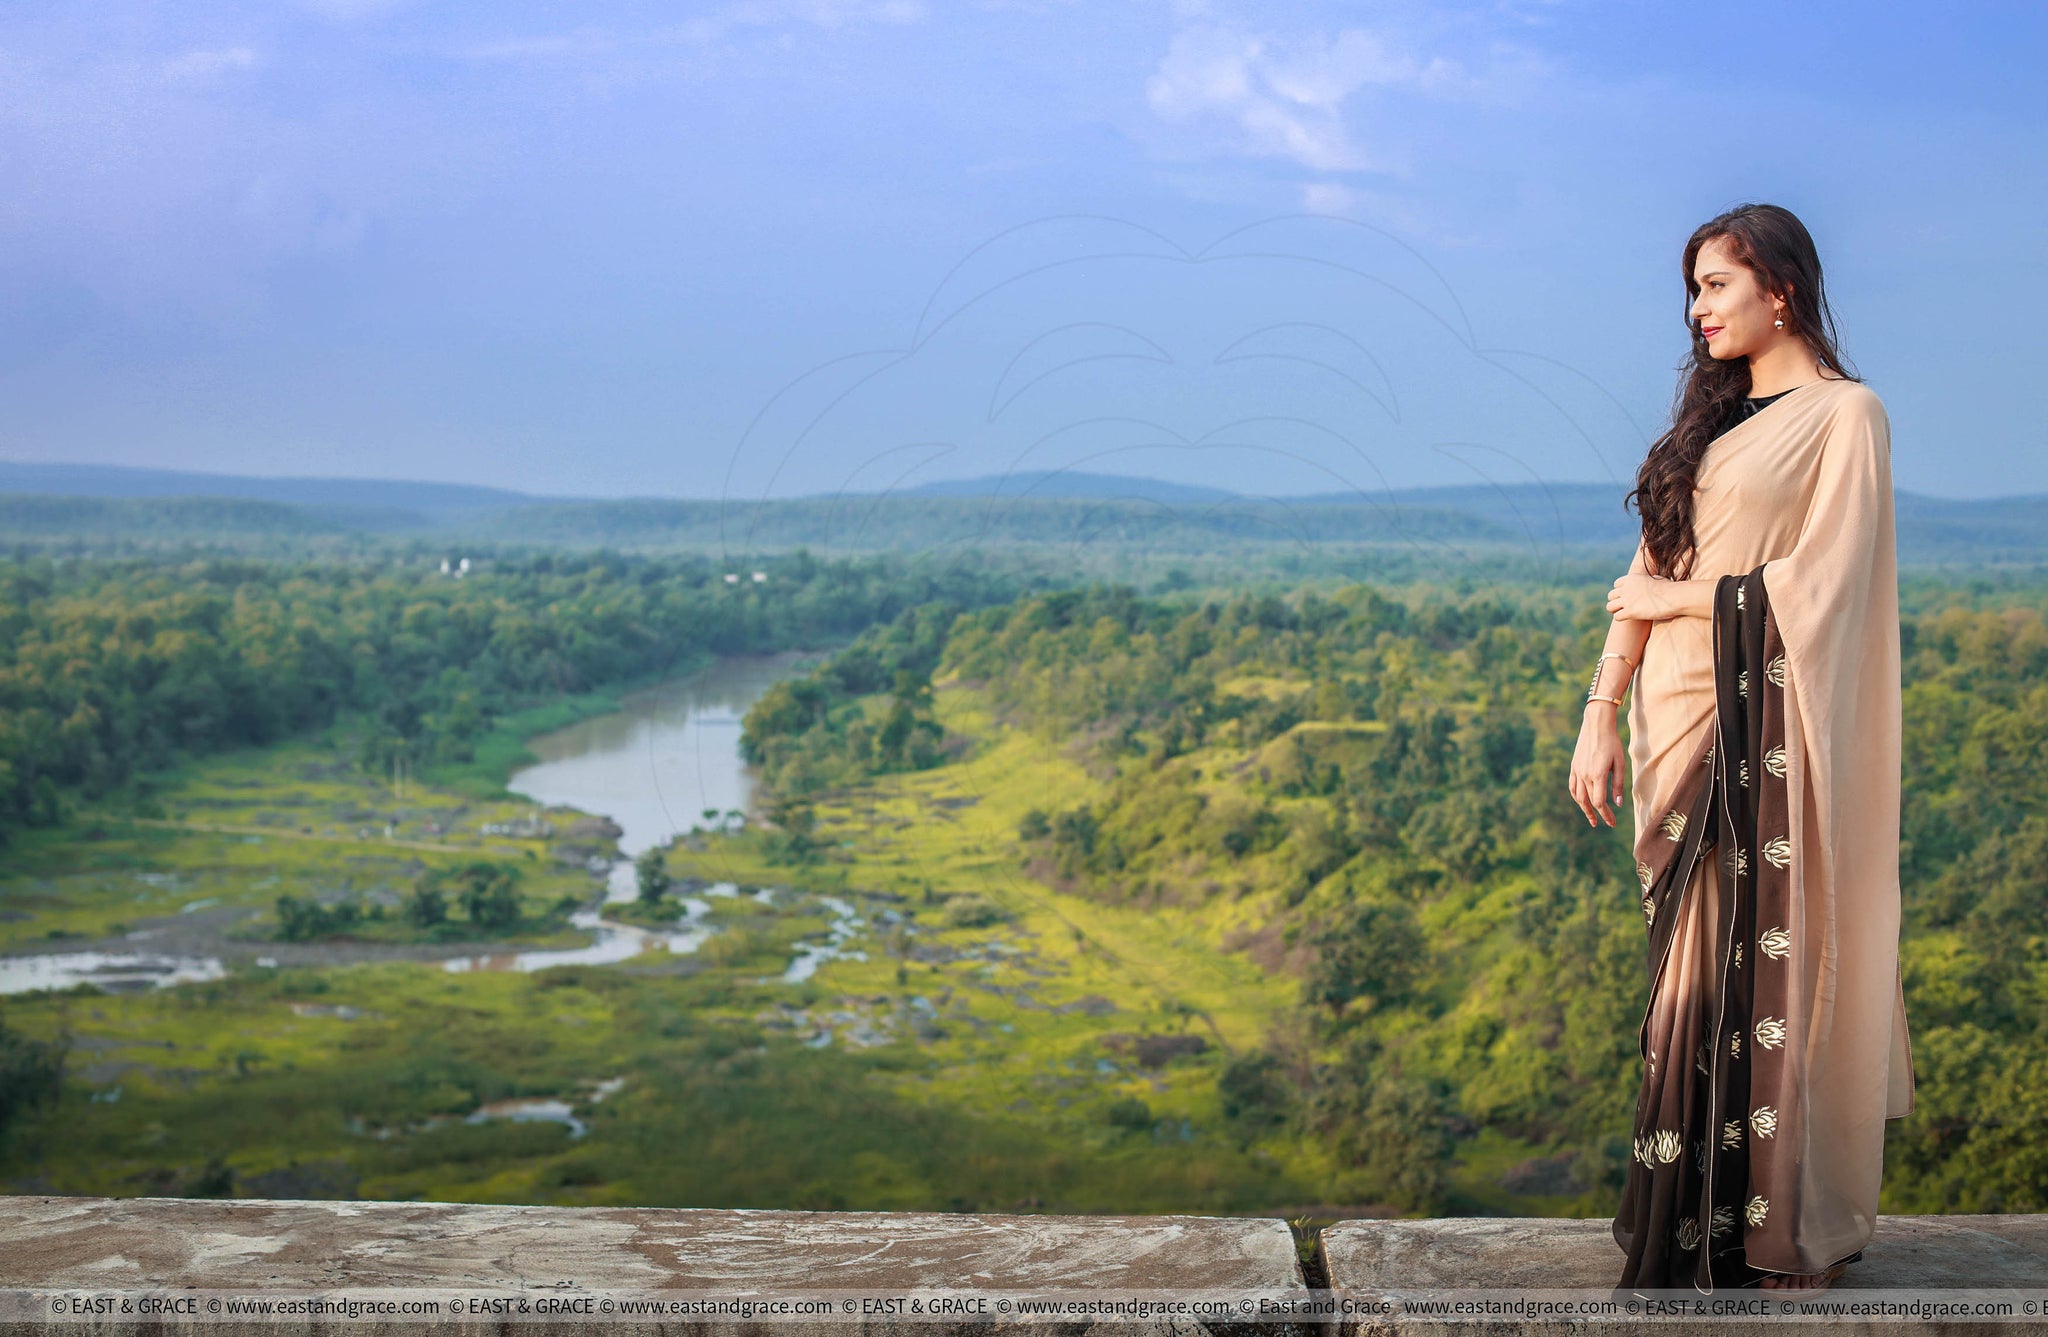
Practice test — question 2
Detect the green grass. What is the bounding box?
[1,670,1597,1219]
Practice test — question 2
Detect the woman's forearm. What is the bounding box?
[1586,612,1653,725]
[1669,577,1717,620]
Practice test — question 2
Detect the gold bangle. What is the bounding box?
[1588,652,1636,700]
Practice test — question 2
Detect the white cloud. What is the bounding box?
[162,47,259,81]
[1143,19,1552,175]
[1146,26,1379,172]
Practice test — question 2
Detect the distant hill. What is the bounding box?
[0,461,544,520]
[457,495,1520,552]
[3,459,2044,567]
[0,494,361,537]
[890,471,1242,505]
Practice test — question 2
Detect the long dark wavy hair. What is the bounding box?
[1627,203,1860,580]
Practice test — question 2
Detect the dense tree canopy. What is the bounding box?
[0,549,1037,843]
[745,577,2048,1212]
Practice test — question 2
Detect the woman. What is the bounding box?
[1568,203,1916,1296]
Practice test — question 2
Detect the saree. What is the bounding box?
[1611,377,1916,1292]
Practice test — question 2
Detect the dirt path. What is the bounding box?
[87,815,531,858]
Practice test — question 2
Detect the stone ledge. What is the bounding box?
[1319,1213,2048,1290]
[0,1195,1308,1337]
[1320,1214,2048,1336]
[3,1197,2045,1336]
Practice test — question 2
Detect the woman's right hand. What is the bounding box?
[1569,708,1628,828]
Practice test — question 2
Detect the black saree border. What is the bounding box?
[1613,561,1797,1295]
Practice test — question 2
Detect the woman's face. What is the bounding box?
[1688,236,1787,361]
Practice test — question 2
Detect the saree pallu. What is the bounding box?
[1611,562,1858,1293]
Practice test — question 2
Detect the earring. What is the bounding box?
[1774,313,1785,329]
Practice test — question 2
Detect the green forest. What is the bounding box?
[0,548,1041,841]
[738,576,2048,1214]
[0,547,2043,1221]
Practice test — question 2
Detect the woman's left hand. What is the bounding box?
[1606,572,1689,622]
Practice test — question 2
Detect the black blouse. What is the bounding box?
[1729,385,1798,428]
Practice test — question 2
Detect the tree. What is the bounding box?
[635,847,670,904]
[0,1016,65,1141]
[455,862,522,929]
[404,878,448,928]
[763,796,820,866]
[1217,1051,1293,1129]
[1308,1039,1455,1214]
[1302,896,1424,1021]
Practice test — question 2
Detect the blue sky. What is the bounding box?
[0,0,2040,501]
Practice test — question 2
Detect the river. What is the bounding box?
[443,649,867,980]
[504,652,822,859]
[0,651,845,995]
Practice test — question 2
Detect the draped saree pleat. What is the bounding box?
[1612,565,1836,1291]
